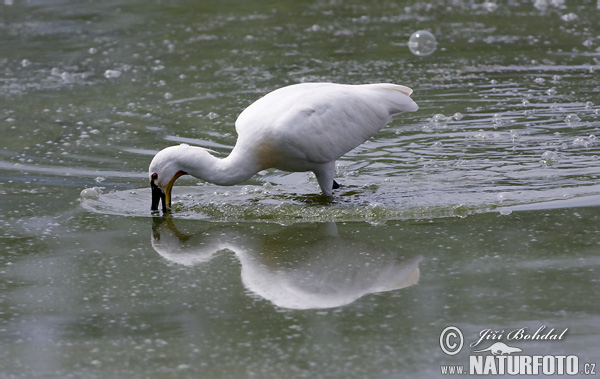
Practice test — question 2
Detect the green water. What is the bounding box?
[1,0,599,377]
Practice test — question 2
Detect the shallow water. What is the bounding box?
[2,0,600,377]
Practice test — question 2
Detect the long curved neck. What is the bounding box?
[177,145,261,186]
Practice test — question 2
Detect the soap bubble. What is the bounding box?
[408,30,437,56]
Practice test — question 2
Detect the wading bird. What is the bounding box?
[149,82,418,212]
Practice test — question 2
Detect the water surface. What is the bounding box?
[2,0,599,377]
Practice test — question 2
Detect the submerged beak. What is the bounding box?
[151,171,187,213]
[151,180,166,212]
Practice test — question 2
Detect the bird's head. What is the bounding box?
[149,145,188,212]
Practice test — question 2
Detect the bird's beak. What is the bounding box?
[151,180,166,212]
[151,171,187,212]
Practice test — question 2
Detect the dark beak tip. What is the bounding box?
[150,181,164,212]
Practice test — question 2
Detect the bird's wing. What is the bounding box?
[236,83,418,164]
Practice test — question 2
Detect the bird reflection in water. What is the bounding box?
[151,217,422,310]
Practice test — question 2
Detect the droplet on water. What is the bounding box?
[540,151,559,165]
[573,135,596,148]
[534,0,548,10]
[483,1,498,12]
[573,137,587,147]
[560,13,578,22]
[80,188,100,201]
[104,70,122,79]
[497,192,509,203]
[408,30,437,56]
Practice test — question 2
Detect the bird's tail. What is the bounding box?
[362,83,419,117]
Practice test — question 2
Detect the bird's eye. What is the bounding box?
[151,173,158,180]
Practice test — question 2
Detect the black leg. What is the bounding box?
[332,180,340,189]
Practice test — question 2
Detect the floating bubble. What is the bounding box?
[565,113,581,124]
[573,135,596,148]
[497,192,509,203]
[540,151,559,165]
[573,137,587,147]
[453,112,463,121]
[408,30,437,56]
[560,13,578,22]
[80,188,100,201]
[21,59,31,67]
[104,70,122,78]
[534,0,548,10]
[431,113,447,126]
[483,1,498,12]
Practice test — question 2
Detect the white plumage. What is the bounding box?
[149,82,418,211]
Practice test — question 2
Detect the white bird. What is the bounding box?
[149,82,418,211]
